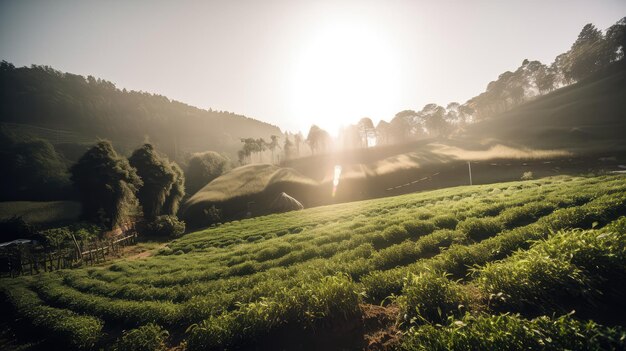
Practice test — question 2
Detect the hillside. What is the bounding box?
[464,61,626,153]
[3,175,626,350]
[0,62,282,161]
[182,164,318,228]
[275,62,626,200]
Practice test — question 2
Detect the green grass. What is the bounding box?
[182,164,318,227]
[0,201,81,226]
[2,175,626,349]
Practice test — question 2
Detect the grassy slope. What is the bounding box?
[182,164,318,227]
[3,175,626,350]
[0,201,81,226]
[464,61,626,152]
[186,63,626,221]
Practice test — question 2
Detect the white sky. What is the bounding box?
[1,0,625,135]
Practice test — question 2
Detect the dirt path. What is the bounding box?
[116,243,167,261]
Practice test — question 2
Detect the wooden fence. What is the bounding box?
[0,231,137,277]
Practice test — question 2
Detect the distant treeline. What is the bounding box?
[0,61,281,161]
[300,18,626,153]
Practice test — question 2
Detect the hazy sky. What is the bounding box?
[1,0,625,134]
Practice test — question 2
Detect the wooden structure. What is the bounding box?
[0,229,137,277]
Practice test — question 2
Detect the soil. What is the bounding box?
[361,304,401,351]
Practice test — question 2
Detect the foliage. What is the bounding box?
[0,61,281,161]
[129,144,183,220]
[4,175,626,350]
[398,272,468,325]
[475,226,626,313]
[401,313,626,351]
[114,323,169,351]
[457,217,502,241]
[185,151,229,195]
[144,215,186,238]
[0,127,71,201]
[162,161,185,216]
[70,140,142,229]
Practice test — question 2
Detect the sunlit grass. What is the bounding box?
[2,175,626,349]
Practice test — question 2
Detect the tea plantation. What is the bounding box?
[3,175,626,350]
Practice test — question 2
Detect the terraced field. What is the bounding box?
[3,175,626,350]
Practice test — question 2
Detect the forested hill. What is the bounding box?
[0,61,281,160]
[463,60,626,153]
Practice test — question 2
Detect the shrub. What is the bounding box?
[403,221,437,238]
[457,218,502,241]
[401,313,626,351]
[114,323,169,351]
[499,202,554,229]
[185,151,231,195]
[398,272,468,325]
[432,215,458,229]
[382,225,409,244]
[144,216,186,238]
[203,205,222,225]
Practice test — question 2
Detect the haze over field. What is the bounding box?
[2,0,625,134]
[2,1,626,351]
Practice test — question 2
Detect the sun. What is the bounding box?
[289,20,402,136]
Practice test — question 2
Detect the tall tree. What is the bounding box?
[375,120,391,146]
[128,144,176,221]
[567,23,606,82]
[283,135,296,160]
[357,117,375,147]
[306,125,331,154]
[70,140,142,229]
[268,135,280,164]
[294,133,303,157]
[605,17,626,62]
[162,162,185,216]
[390,110,418,142]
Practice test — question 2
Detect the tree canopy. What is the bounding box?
[128,144,181,220]
[186,151,230,195]
[70,140,142,229]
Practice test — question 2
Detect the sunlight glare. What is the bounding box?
[332,165,342,197]
[289,20,402,135]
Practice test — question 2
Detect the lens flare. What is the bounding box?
[332,165,342,197]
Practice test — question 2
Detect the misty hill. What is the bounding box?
[464,61,626,153]
[183,164,318,228]
[0,61,281,160]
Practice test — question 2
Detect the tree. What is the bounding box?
[268,135,281,163]
[390,110,418,143]
[535,63,557,94]
[306,125,331,154]
[420,104,450,138]
[128,144,177,221]
[605,17,626,62]
[375,120,392,145]
[566,23,606,82]
[283,135,296,160]
[294,133,303,157]
[259,138,268,162]
[162,162,185,216]
[357,117,376,147]
[186,151,230,195]
[0,127,70,201]
[70,140,142,229]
